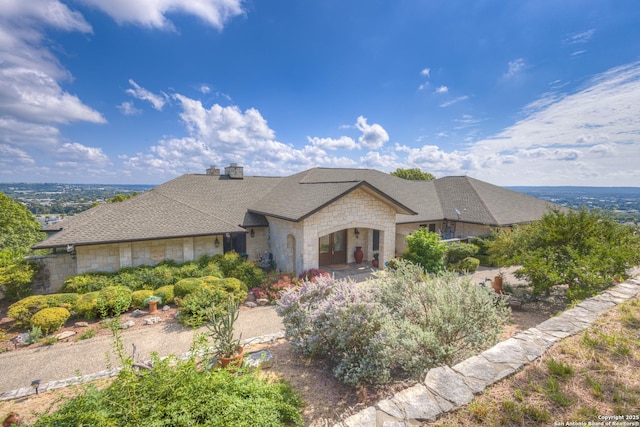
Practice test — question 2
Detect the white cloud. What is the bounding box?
[466,61,640,185]
[76,0,244,30]
[572,50,587,57]
[58,142,111,165]
[0,144,35,166]
[117,101,142,116]
[355,116,389,150]
[566,29,596,45]
[0,0,109,183]
[440,96,469,108]
[503,58,526,79]
[126,79,167,111]
[418,82,429,91]
[434,85,448,94]
[308,136,358,151]
[200,85,211,94]
[420,68,431,78]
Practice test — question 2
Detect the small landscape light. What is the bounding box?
[31,379,40,395]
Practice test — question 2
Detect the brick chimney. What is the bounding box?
[225,163,244,179]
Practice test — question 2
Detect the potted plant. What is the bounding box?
[206,296,244,369]
[372,252,379,268]
[143,295,162,314]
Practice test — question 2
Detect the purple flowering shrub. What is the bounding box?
[277,275,390,386]
[276,260,510,388]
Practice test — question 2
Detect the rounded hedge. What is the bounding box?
[73,291,99,320]
[96,286,132,318]
[131,290,154,309]
[30,307,71,334]
[8,294,79,328]
[154,285,175,305]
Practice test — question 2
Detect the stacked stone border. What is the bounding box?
[0,332,284,402]
[334,278,640,427]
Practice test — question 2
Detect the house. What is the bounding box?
[32,165,557,290]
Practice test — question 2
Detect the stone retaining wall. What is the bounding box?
[334,279,640,426]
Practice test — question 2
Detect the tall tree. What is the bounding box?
[390,168,435,181]
[0,192,44,257]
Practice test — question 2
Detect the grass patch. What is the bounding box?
[432,295,640,425]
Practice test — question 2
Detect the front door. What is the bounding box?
[319,230,347,266]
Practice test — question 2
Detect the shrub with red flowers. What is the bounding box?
[298,268,330,282]
[251,272,300,302]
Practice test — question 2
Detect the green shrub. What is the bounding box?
[228,262,265,290]
[130,290,154,309]
[96,286,132,318]
[7,293,78,327]
[154,285,175,305]
[213,251,245,277]
[402,228,447,273]
[489,207,640,300]
[73,291,99,320]
[34,355,303,426]
[445,242,479,266]
[30,307,71,334]
[177,281,246,328]
[448,256,480,273]
[174,278,204,298]
[0,257,37,302]
[62,273,112,293]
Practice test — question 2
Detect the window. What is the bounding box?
[372,229,380,251]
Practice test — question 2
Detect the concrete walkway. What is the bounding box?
[0,306,282,396]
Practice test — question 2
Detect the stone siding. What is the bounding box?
[302,188,397,271]
[29,253,77,294]
[76,236,224,274]
[267,217,304,275]
[245,227,269,262]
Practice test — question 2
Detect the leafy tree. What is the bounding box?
[390,167,435,181]
[489,207,640,301]
[0,192,43,300]
[0,192,44,257]
[402,228,447,273]
[107,192,138,203]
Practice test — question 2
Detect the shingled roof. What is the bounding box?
[33,167,558,249]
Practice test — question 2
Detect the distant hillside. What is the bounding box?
[0,183,154,215]
[508,186,640,223]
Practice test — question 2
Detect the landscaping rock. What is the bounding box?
[378,384,442,422]
[145,316,162,325]
[424,366,474,407]
[74,321,89,328]
[131,309,144,318]
[244,350,274,369]
[119,320,135,329]
[335,406,376,427]
[244,301,257,308]
[54,331,76,340]
[162,305,170,311]
[256,298,269,306]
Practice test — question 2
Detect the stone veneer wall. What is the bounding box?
[29,253,77,294]
[76,236,224,274]
[245,227,269,262]
[267,216,304,275]
[302,188,397,272]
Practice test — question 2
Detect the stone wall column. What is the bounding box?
[119,243,132,268]
[183,237,194,262]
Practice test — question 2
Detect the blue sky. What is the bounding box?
[1,1,639,186]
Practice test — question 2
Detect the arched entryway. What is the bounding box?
[318,230,347,266]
